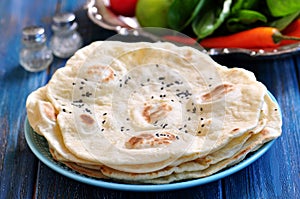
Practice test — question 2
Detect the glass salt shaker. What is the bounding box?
[19,26,53,72]
[50,12,83,58]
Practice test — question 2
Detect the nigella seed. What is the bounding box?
[161,87,164,90]
[209,84,212,87]
[171,99,174,102]
[147,78,150,82]
[200,107,203,111]
[201,118,204,120]
[158,77,165,80]
[102,120,106,124]
[156,64,159,67]
[183,124,187,128]
[151,96,154,99]
[84,78,88,81]
[192,107,196,113]
[103,113,107,116]
[72,82,76,85]
[176,136,179,140]
[79,87,83,90]
[274,109,278,111]
[185,130,188,133]
[126,129,130,131]
[141,83,144,86]
[163,94,166,97]
[201,124,205,127]
[179,128,182,130]
[156,133,159,137]
[81,81,84,84]
[62,108,66,112]
[120,84,122,87]
[198,131,201,134]
[101,129,104,131]
[126,118,130,121]
[188,117,191,121]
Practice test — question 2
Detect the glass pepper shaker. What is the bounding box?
[19,26,53,72]
[50,12,83,58]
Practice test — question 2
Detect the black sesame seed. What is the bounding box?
[188,117,191,121]
[176,136,179,140]
[200,107,203,111]
[185,130,188,133]
[274,109,278,111]
[81,81,84,84]
[156,64,159,67]
[79,87,83,90]
[183,124,187,128]
[72,82,76,85]
[103,113,107,116]
[62,108,66,112]
[201,124,205,127]
[159,77,165,80]
[198,131,201,134]
[161,87,164,90]
[102,120,106,124]
[201,118,204,120]
[156,133,159,137]
[141,83,144,86]
[101,129,104,131]
[147,78,150,82]
[171,99,174,102]
[179,128,182,130]
[151,96,154,99]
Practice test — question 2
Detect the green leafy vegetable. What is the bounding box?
[266,0,300,17]
[192,0,232,39]
[231,0,260,12]
[167,0,204,31]
[226,10,267,32]
[269,11,300,31]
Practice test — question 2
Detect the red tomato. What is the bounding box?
[110,0,138,17]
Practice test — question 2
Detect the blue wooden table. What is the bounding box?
[0,0,299,198]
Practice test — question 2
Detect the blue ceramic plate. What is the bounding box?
[24,92,280,192]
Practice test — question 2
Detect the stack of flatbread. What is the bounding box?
[26,41,282,184]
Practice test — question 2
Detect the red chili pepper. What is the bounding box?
[162,35,198,45]
[200,27,282,49]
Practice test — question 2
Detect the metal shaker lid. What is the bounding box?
[22,26,46,43]
[52,12,78,30]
